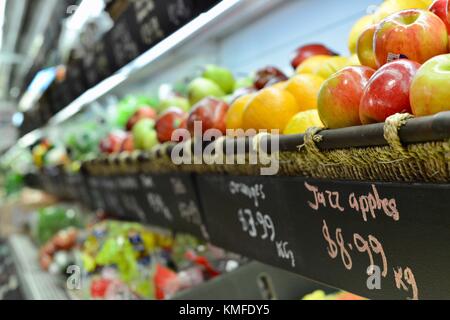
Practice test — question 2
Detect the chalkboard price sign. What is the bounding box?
[82,46,101,88]
[93,39,114,83]
[196,174,450,300]
[104,9,141,71]
[87,176,107,211]
[113,174,146,222]
[66,58,88,101]
[196,175,297,271]
[138,173,206,239]
[66,173,93,208]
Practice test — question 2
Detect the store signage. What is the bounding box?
[104,8,141,71]
[87,176,107,211]
[197,174,450,300]
[103,0,221,71]
[112,174,145,222]
[66,173,93,208]
[93,40,115,83]
[196,175,297,272]
[65,58,88,103]
[81,46,102,88]
[138,172,207,239]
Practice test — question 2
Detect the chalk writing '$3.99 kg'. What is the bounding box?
[237,209,295,268]
[321,219,418,300]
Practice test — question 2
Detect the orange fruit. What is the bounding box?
[242,87,300,132]
[285,74,324,111]
[225,93,255,131]
[283,110,324,135]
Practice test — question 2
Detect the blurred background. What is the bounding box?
[0,0,411,301]
[0,0,376,151]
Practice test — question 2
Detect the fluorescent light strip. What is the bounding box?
[125,0,243,71]
[50,0,242,125]
[0,0,7,52]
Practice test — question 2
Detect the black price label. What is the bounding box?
[82,47,101,88]
[198,174,450,300]
[113,174,146,222]
[105,9,141,70]
[87,176,107,211]
[66,59,88,99]
[95,175,124,218]
[196,175,296,270]
[138,173,206,239]
[94,40,114,82]
[280,178,427,300]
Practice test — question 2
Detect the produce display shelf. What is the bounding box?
[173,261,332,300]
[8,235,327,300]
[9,235,68,300]
[27,170,450,300]
[24,111,450,300]
[11,0,284,152]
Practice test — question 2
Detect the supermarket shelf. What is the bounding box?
[9,235,68,300]
[173,261,332,300]
[197,174,450,300]
[26,165,450,299]
[8,235,329,301]
[11,0,285,152]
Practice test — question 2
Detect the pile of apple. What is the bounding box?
[319,0,450,129]
[98,65,250,155]
[99,0,450,157]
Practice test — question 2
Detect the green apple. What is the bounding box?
[203,64,235,94]
[159,96,191,112]
[187,77,225,105]
[132,118,158,151]
[410,54,450,117]
[233,77,254,91]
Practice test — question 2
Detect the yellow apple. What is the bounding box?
[297,55,349,80]
[348,15,374,54]
[357,25,378,70]
[347,54,361,66]
[374,0,433,22]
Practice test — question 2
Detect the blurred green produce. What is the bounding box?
[34,206,84,245]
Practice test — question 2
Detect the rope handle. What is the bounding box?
[383,113,414,157]
[302,127,329,162]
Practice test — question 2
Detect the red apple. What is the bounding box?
[120,133,134,152]
[155,107,188,143]
[187,98,229,136]
[254,66,288,90]
[126,107,157,131]
[430,0,450,41]
[318,66,375,129]
[374,9,448,67]
[53,228,78,251]
[357,25,378,70]
[360,59,421,124]
[99,131,127,154]
[40,254,53,271]
[290,44,337,69]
